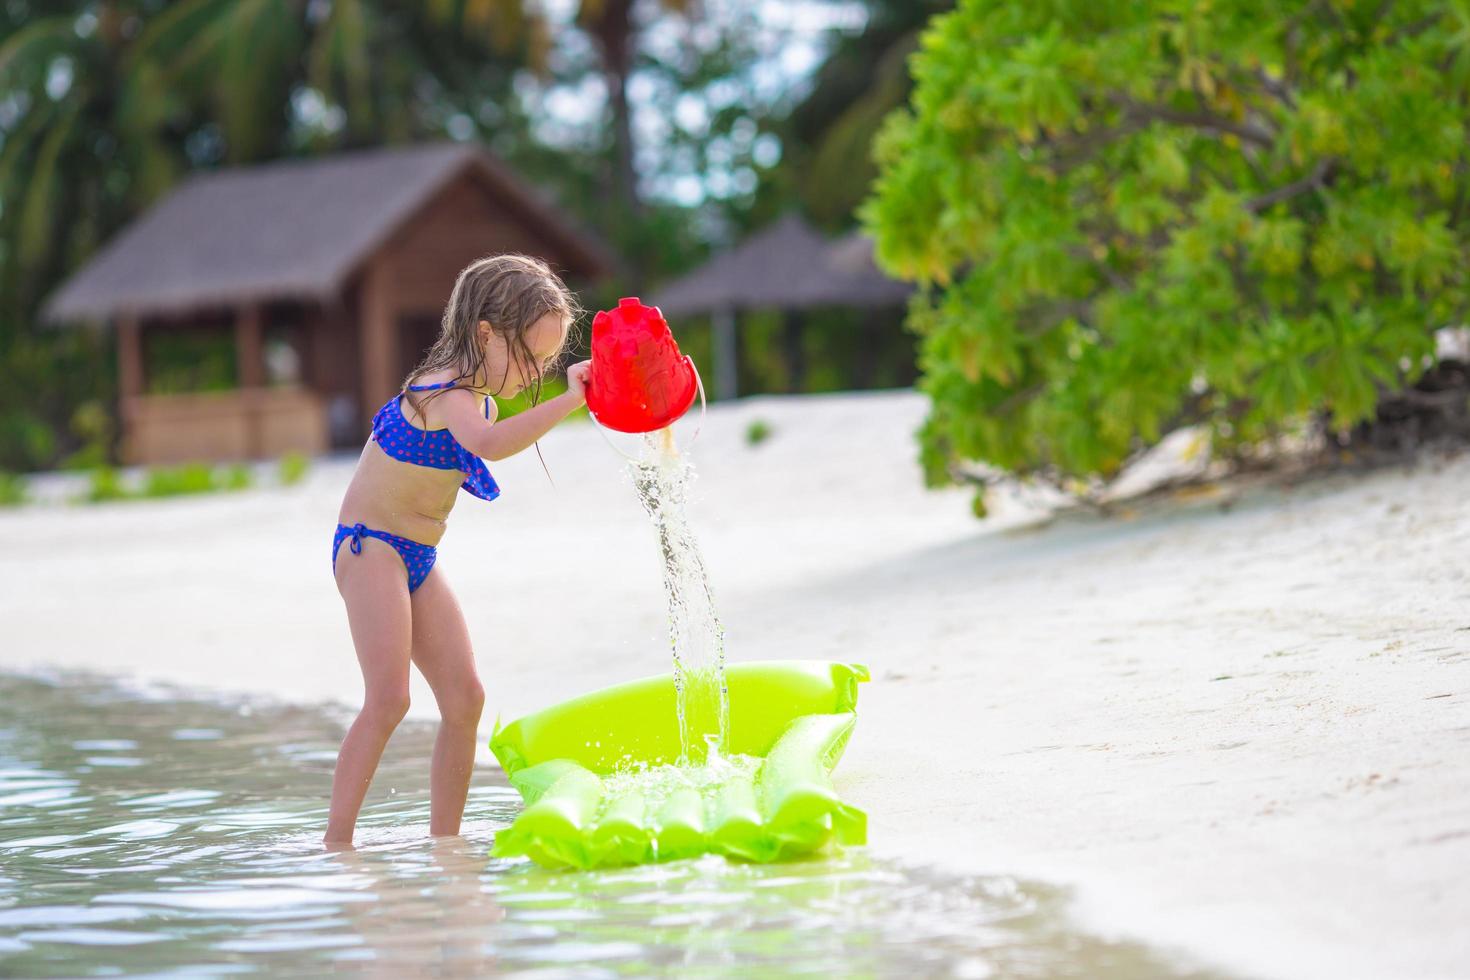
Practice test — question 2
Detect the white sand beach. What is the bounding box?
[2,390,1467,979]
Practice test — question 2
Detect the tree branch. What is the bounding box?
[1021,298,1094,332]
[1246,157,1336,212]
[1194,154,1239,191]
[1112,95,1277,147]
[1066,244,1131,291]
[1386,12,1443,46]
[1381,386,1467,410]
[1047,117,1150,171]
[1225,245,1273,321]
[1251,66,1297,109]
[991,380,1048,417]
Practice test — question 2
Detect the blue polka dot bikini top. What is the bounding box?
[369,380,501,502]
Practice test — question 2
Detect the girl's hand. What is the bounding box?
[565,360,592,405]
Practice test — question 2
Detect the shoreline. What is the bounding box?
[3,390,1467,980]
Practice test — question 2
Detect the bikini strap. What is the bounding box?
[408,380,490,419]
[403,379,490,425]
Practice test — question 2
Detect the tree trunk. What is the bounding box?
[712,307,738,400]
[856,309,879,389]
[585,0,640,223]
[782,311,805,393]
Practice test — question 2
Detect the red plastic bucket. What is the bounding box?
[585,297,699,434]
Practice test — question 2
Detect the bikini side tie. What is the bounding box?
[348,522,367,555]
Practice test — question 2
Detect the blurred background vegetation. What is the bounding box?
[4,0,1467,507]
[0,0,946,474]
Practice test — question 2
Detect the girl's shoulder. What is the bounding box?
[402,373,492,429]
[406,369,460,388]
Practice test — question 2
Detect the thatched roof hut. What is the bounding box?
[655,213,909,317]
[43,142,609,323]
[43,142,610,463]
[652,213,910,398]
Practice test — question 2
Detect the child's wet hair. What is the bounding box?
[404,253,583,421]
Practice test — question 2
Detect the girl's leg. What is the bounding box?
[326,537,414,845]
[407,564,485,836]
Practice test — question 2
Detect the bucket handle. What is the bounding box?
[686,357,708,446]
[590,357,707,463]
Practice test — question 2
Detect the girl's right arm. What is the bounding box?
[441,362,590,462]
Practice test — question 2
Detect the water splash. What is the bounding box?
[599,741,760,825]
[628,427,729,763]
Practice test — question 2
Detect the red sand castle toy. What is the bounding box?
[584,297,700,434]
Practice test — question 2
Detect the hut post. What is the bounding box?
[712,306,738,400]
[236,304,265,387]
[857,307,880,389]
[117,313,145,401]
[236,303,265,457]
[781,308,805,393]
[117,313,144,463]
[361,253,396,420]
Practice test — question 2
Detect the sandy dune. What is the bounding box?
[2,390,1467,980]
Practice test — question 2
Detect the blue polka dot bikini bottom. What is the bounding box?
[332,522,437,594]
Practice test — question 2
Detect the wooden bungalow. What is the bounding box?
[41,142,612,464]
[652,213,912,400]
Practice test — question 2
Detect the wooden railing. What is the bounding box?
[121,386,329,464]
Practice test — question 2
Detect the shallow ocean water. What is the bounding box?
[0,674,1223,978]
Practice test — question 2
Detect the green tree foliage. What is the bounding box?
[864,0,1469,497]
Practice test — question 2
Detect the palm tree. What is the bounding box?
[767,0,952,231]
[0,2,180,316]
[128,0,544,161]
[0,0,543,317]
[577,0,691,222]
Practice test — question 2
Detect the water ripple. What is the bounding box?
[0,674,1226,978]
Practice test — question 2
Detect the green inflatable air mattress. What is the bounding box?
[488,660,868,869]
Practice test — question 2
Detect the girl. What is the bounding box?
[326,253,589,845]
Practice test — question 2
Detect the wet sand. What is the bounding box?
[2,390,1467,979]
